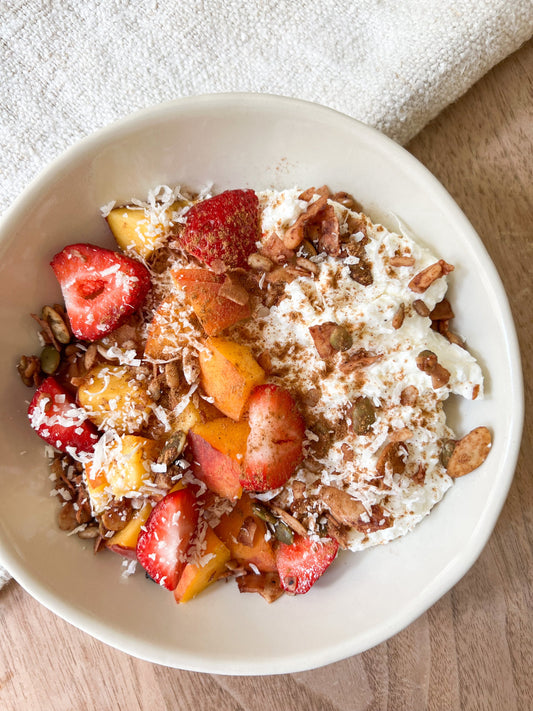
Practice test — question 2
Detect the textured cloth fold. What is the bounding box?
[0,0,531,586]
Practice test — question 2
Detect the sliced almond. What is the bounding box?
[409,260,454,293]
[318,485,366,527]
[446,427,492,478]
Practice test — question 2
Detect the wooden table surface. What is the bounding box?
[1,39,531,711]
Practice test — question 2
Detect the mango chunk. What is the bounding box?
[199,338,265,420]
[144,295,185,361]
[106,200,187,259]
[85,435,160,512]
[173,526,231,603]
[77,363,152,435]
[215,494,277,572]
[106,502,153,558]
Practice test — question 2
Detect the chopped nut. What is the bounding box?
[248,252,273,272]
[348,259,373,286]
[164,361,181,389]
[412,463,426,485]
[57,502,78,531]
[412,300,430,317]
[446,427,491,478]
[317,485,366,527]
[101,499,133,532]
[316,204,341,257]
[376,441,408,477]
[270,505,308,537]
[416,350,451,389]
[266,266,300,284]
[298,185,330,201]
[430,298,454,321]
[284,195,328,249]
[295,256,319,274]
[389,255,415,267]
[299,239,317,257]
[408,260,454,293]
[219,277,250,305]
[325,513,352,549]
[261,233,295,264]
[301,387,320,407]
[158,431,186,466]
[389,427,413,442]
[77,525,100,539]
[309,322,337,359]
[237,516,257,547]
[331,191,362,212]
[392,303,405,330]
[17,354,42,387]
[237,572,284,603]
[354,504,393,533]
[339,349,381,373]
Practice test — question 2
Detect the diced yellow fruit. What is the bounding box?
[173,526,231,603]
[77,363,152,435]
[86,435,160,506]
[84,465,110,513]
[106,502,153,553]
[172,401,203,433]
[106,201,187,259]
[191,417,250,463]
[144,295,184,361]
[198,338,265,420]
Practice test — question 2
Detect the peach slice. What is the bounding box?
[198,338,265,420]
[215,494,277,573]
[174,268,250,336]
[187,417,249,500]
[173,526,231,603]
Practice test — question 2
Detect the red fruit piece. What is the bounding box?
[174,268,250,335]
[50,243,151,341]
[276,535,339,594]
[27,376,99,455]
[136,488,199,590]
[181,189,260,268]
[241,384,305,492]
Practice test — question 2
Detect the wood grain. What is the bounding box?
[1,38,531,711]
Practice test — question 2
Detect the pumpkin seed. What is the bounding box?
[42,305,70,344]
[159,431,186,466]
[274,519,294,545]
[350,397,376,435]
[300,239,317,258]
[439,439,457,468]
[251,502,277,526]
[329,325,353,352]
[40,345,61,375]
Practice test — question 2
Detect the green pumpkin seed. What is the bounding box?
[251,502,277,526]
[40,345,61,375]
[42,305,71,344]
[350,397,376,435]
[329,325,353,352]
[274,520,294,545]
[439,439,457,468]
[159,431,186,466]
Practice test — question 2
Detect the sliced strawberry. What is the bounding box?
[276,535,339,594]
[241,384,305,492]
[27,376,99,455]
[181,189,259,268]
[136,488,199,590]
[50,243,151,341]
[173,268,251,335]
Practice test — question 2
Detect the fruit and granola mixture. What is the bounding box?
[19,185,492,603]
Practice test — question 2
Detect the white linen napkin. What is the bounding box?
[0,0,531,587]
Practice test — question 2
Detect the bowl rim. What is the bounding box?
[0,92,524,674]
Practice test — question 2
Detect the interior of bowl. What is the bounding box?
[0,94,523,674]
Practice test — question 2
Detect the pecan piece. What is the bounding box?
[408,260,454,293]
[261,233,295,264]
[237,572,284,603]
[298,185,331,201]
[284,195,328,249]
[430,298,454,321]
[376,441,408,477]
[416,350,451,388]
[309,322,337,359]
[348,259,373,286]
[446,427,492,478]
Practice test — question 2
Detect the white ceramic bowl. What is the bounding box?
[0,94,523,675]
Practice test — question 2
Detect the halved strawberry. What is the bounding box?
[136,488,199,590]
[241,384,305,492]
[50,243,151,341]
[173,268,251,335]
[27,376,99,455]
[276,535,339,594]
[181,189,259,268]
